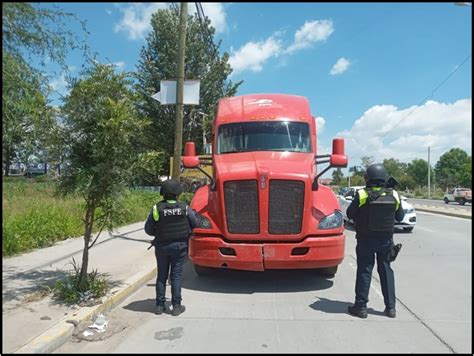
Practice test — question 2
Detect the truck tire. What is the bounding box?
[403,227,414,233]
[194,264,216,276]
[317,265,338,278]
[444,198,449,204]
[459,198,466,205]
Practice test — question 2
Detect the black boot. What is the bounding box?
[348,305,368,318]
[384,308,396,318]
[171,304,186,316]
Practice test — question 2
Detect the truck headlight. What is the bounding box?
[404,208,415,214]
[318,211,343,230]
[198,215,212,229]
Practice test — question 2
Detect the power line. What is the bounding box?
[350,53,471,163]
[195,3,219,61]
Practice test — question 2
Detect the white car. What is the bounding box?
[337,186,416,232]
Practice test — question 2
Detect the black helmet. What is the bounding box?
[161,179,182,197]
[365,164,388,182]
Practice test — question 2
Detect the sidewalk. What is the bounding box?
[2,221,157,354]
[411,203,471,219]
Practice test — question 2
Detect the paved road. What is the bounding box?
[56,212,471,353]
[408,198,471,211]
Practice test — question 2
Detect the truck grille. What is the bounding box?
[224,180,259,234]
[269,180,305,234]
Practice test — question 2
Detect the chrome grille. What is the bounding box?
[269,180,304,234]
[224,180,259,234]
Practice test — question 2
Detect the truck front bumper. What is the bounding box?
[189,234,345,271]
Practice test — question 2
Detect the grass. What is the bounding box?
[2,177,176,256]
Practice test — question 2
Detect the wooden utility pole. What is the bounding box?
[172,2,187,180]
[428,146,431,199]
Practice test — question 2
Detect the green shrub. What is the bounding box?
[180,192,195,205]
[53,258,109,305]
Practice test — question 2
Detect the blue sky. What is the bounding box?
[41,2,472,171]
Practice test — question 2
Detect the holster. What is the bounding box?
[388,243,402,262]
[147,238,157,250]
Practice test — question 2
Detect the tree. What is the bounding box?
[360,155,375,170]
[135,5,242,175]
[2,3,89,175]
[2,52,53,175]
[2,3,88,69]
[58,62,148,289]
[331,168,344,185]
[435,148,471,190]
[407,159,430,188]
[131,151,167,186]
[383,158,412,191]
[350,175,365,186]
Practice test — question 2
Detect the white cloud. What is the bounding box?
[229,36,282,75]
[197,3,227,34]
[330,57,350,75]
[336,99,472,166]
[315,116,326,134]
[230,19,334,76]
[49,75,68,96]
[115,3,228,40]
[112,61,126,69]
[286,20,334,54]
[114,3,167,40]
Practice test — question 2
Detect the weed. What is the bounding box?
[53,258,110,305]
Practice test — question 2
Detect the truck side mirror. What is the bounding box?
[181,141,216,190]
[182,142,199,168]
[313,138,348,190]
[330,138,348,168]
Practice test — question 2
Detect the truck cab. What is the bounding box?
[182,94,348,276]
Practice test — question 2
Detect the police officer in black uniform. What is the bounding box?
[346,164,404,319]
[144,179,199,316]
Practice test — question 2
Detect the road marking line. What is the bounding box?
[415,226,436,233]
[348,261,384,299]
[348,255,455,353]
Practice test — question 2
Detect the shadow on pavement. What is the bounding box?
[3,265,124,308]
[309,297,385,316]
[2,267,70,303]
[122,298,156,314]
[181,261,334,294]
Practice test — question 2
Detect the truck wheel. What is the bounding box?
[460,199,466,205]
[444,198,449,204]
[194,264,216,276]
[317,266,338,278]
[403,227,414,233]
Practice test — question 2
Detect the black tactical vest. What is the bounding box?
[153,201,191,243]
[355,188,398,237]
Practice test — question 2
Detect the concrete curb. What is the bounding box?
[414,207,471,220]
[14,264,157,354]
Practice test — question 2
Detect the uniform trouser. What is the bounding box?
[154,241,188,307]
[355,237,396,309]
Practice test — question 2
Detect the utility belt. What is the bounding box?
[147,237,188,250]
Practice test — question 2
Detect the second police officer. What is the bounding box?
[346,164,404,319]
[144,179,200,316]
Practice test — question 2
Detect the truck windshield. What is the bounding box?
[217,121,311,154]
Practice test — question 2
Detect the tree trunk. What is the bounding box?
[78,204,95,290]
[4,152,11,177]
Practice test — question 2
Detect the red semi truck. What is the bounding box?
[182,94,348,277]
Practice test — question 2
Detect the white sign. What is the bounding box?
[151,80,200,105]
